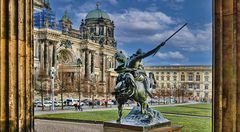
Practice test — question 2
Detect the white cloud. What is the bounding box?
[149,23,212,52]
[109,9,176,43]
[109,8,211,53]
[111,9,175,31]
[107,0,118,5]
[156,51,186,60]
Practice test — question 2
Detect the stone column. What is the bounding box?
[0,0,33,131]
[214,0,240,131]
[52,43,56,67]
[44,41,48,75]
[101,53,106,82]
[84,48,89,80]
[39,40,44,72]
[90,50,95,74]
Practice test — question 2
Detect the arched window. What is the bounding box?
[57,49,74,64]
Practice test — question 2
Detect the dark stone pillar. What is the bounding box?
[0,0,33,131]
[101,53,106,82]
[44,41,48,75]
[91,50,95,74]
[52,43,56,67]
[214,0,240,131]
[84,48,89,80]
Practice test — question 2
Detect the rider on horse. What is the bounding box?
[114,42,165,98]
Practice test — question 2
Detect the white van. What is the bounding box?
[65,98,79,106]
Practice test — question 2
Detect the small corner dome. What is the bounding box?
[86,9,110,20]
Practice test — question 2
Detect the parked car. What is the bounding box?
[107,101,114,105]
[54,101,62,107]
[43,101,52,107]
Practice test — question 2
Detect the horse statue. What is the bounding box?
[113,72,156,122]
[113,23,187,124]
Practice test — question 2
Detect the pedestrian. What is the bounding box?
[78,104,83,111]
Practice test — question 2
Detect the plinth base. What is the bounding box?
[103,121,182,132]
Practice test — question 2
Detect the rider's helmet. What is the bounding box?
[136,49,143,55]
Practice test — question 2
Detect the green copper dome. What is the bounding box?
[86,9,110,20]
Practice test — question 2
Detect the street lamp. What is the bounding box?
[76,58,82,109]
[50,67,56,111]
[90,73,96,109]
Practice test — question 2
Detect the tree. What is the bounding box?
[57,72,67,110]
[37,71,49,111]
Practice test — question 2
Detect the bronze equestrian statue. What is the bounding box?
[113,23,187,123]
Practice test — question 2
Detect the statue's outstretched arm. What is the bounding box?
[135,42,165,60]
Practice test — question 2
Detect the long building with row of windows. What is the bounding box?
[145,65,212,102]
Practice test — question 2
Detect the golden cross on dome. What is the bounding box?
[96,2,101,9]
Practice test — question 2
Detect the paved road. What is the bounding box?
[35,119,103,132]
[35,102,200,115]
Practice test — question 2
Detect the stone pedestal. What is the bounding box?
[104,122,183,132]
[103,106,181,132]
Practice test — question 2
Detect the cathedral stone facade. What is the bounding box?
[33,0,118,101]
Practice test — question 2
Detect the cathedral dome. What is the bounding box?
[86,9,110,20]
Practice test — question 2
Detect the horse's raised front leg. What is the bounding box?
[117,103,123,123]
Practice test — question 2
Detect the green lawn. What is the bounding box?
[37,110,129,122]
[36,103,212,132]
[154,103,212,117]
[166,115,212,132]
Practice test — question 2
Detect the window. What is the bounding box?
[156,76,159,80]
[204,72,209,75]
[196,75,200,81]
[173,76,177,81]
[167,76,170,81]
[205,92,208,98]
[174,72,177,74]
[173,84,177,88]
[204,76,209,82]
[188,73,193,81]
[156,72,159,74]
[161,76,164,81]
[161,83,164,88]
[189,83,193,89]
[205,84,209,90]
[99,26,104,35]
[90,27,96,33]
[167,72,170,74]
[161,72,164,74]
[195,84,200,89]
[197,92,200,97]
[167,83,170,88]
[181,74,185,81]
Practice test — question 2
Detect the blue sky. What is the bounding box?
[50,0,212,66]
